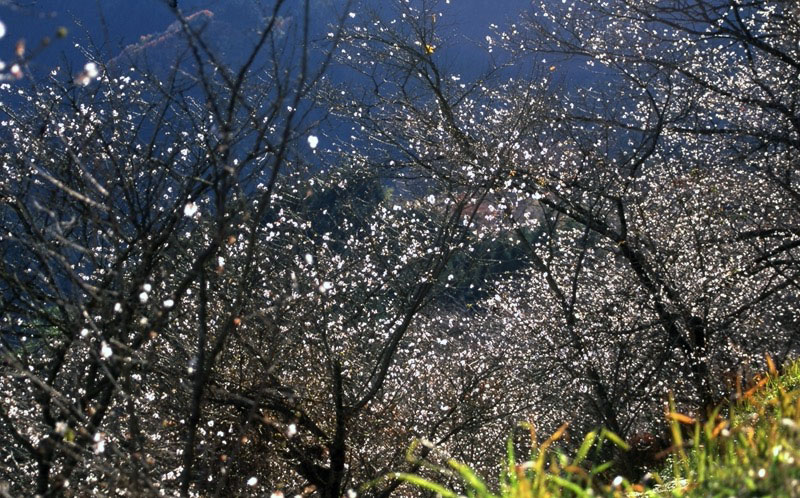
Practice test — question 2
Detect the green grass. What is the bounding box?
[382,357,800,497]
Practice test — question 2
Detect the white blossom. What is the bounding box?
[100,342,113,359]
[183,202,199,217]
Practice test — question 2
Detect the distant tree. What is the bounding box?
[335,0,799,474]
[479,0,800,438]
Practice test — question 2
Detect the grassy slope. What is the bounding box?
[384,358,800,497]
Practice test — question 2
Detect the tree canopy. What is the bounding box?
[0,0,798,495]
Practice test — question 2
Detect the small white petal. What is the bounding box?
[93,433,106,454]
[143,283,152,292]
[163,299,174,308]
[84,62,99,78]
[100,342,113,359]
[307,135,319,149]
[247,477,258,486]
[184,202,199,217]
[0,20,6,40]
[304,253,314,265]
[139,292,149,304]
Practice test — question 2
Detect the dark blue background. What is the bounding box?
[1,0,533,79]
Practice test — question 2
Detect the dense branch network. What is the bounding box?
[0,0,798,495]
